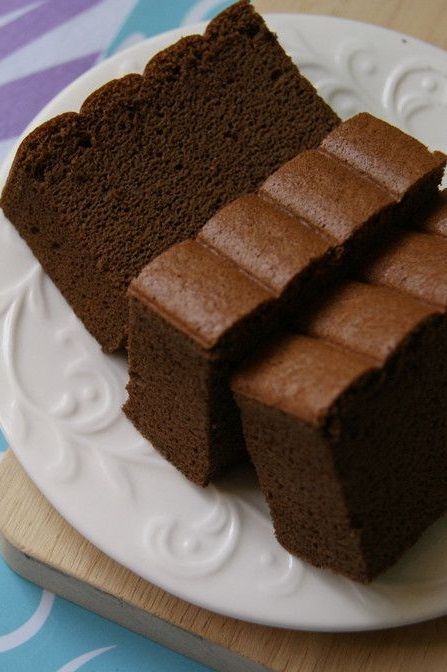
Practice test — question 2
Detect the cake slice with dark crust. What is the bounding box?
[0,0,339,352]
[124,113,445,485]
[363,190,447,307]
[232,190,447,582]
[126,240,274,481]
[232,281,447,582]
[419,189,447,236]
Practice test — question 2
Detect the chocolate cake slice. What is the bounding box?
[363,190,447,306]
[124,114,445,485]
[0,0,339,352]
[420,188,447,236]
[232,282,447,582]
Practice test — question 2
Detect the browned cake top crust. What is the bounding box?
[303,280,436,362]
[197,193,333,295]
[260,148,392,243]
[320,112,446,198]
[231,332,376,425]
[130,240,272,350]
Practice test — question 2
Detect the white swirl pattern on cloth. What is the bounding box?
[56,646,116,672]
[0,591,55,652]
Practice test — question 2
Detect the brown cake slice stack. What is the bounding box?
[0,0,338,352]
[229,169,447,583]
[125,113,447,581]
[232,276,447,581]
[229,160,447,584]
[125,113,445,486]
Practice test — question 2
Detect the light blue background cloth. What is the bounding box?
[0,1,238,670]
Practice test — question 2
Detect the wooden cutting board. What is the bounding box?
[1,3,446,671]
[1,449,447,672]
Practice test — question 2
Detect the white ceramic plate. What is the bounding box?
[1,15,447,632]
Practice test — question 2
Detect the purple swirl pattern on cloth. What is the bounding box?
[0,1,104,142]
[0,54,99,139]
[0,0,102,61]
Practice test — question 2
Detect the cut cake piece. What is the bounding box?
[124,113,445,485]
[232,281,447,582]
[0,0,339,352]
[363,190,447,306]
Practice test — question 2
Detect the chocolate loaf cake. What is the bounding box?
[0,0,339,352]
[124,114,445,485]
[232,281,447,582]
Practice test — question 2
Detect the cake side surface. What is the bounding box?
[327,315,447,579]
[233,395,370,580]
[125,297,246,485]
